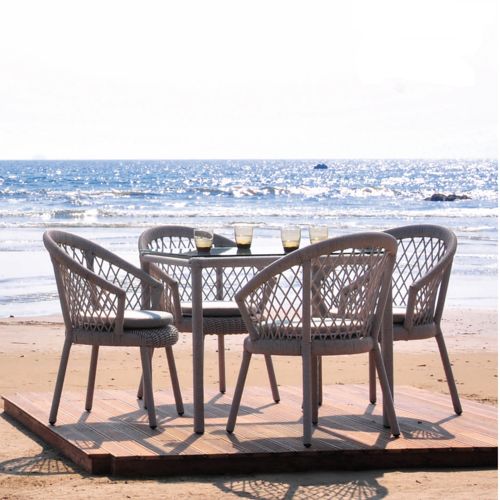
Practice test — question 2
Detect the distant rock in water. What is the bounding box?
[313,163,328,170]
[425,193,472,202]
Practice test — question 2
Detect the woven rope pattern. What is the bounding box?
[392,236,446,325]
[57,242,145,332]
[91,255,143,310]
[73,323,179,347]
[149,264,179,319]
[413,272,443,325]
[58,258,118,332]
[243,248,389,342]
[201,316,247,335]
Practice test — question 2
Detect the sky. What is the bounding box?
[0,0,497,159]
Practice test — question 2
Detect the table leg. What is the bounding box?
[381,289,394,428]
[192,262,205,434]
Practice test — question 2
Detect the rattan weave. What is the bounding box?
[43,230,184,429]
[226,232,400,447]
[375,224,462,414]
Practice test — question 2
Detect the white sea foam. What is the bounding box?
[0,159,496,316]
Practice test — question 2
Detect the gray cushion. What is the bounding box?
[181,300,241,318]
[123,309,174,329]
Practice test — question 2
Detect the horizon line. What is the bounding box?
[0,157,497,162]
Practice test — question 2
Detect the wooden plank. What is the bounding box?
[99,389,239,456]
[24,394,147,461]
[318,384,498,446]
[2,397,110,474]
[269,385,406,450]
[388,395,498,446]
[397,385,497,414]
[2,384,497,477]
[190,388,312,452]
[18,392,162,458]
[102,401,213,457]
[393,387,497,422]
[90,392,209,456]
[392,387,498,425]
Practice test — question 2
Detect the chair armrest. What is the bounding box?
[235,267,279,341]
[56,258,127,334]
[147,263,183,325]
[403,257,449,330]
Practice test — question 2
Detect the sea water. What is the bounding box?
[0,159,497,317]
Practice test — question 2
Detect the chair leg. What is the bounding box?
[226,350,252,433]
[264,355,280,403]
[311,356,319,425]
[435,330,463,415]
[137,348,155,403]
[137,374,144,400]
[142,348,155,410]
[218,335,226,393]
[369,351,377,404]
[139,347,157,429]
[302,349,313,447]
[372,345,400,437]
[85,345,99,411]
[317,356,323,407]
[49,336,72,425]
[165,346,184,415]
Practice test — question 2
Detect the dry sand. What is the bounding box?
[0,308,497,499]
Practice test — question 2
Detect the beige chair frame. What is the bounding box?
[43,230,184,429]
[226,232,400,447]
[368,224,462,415]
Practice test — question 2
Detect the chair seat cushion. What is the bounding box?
[181,301,241,318]
[73,323,179,347]
[256,317,366,338]
[120,324,179,347]
[245,317,371,356]
[244,333,374,356]
[123,309,174,329]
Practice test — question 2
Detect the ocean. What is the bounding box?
[0,159,497,317]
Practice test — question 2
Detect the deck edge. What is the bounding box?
[2,396,112,475]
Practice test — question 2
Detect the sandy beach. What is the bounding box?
[1,0,498,495]
[0,308,497,498]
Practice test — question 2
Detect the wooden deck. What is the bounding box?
[2,385,497,476]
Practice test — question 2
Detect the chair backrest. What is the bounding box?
[384,224,457,325]
[44,230,149,333]
[235,232,396,347]
[139,225,255,303]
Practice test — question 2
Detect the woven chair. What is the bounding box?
[368,224,462,414]
[138,225,280,401]
[226,232,400,447]
[43,230,184,429]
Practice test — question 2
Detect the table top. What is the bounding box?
[140,244,377,260]
[140,233,376,261]
[140,245,288,259]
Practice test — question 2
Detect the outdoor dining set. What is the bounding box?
[42,222,461,448]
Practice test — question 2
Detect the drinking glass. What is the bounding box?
[234,224,254,249]
[309,224,328,244]
[281,225,301,253]
[194,227,214,252]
